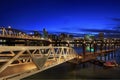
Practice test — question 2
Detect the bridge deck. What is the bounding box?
[0,46,77,80]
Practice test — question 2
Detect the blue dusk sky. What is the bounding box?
[0,0,120,33]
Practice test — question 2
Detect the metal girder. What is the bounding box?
[0,46,78,80]
[0,50,25,73]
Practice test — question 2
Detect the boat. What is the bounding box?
[103,60,118,67]
[90,59,105,66]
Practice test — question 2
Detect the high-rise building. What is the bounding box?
[98,32,104,40]
[43,28,48,38]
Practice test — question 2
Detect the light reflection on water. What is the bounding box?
[22,48,120,80]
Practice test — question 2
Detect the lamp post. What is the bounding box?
[93,40,96,55]
[100,40,103,52]
[105,40,107,51]
[82,41,86,58]
[90,41,92,53]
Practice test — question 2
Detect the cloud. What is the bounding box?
[81,28,120,33]
[112,18,120,22]
[60,26,84,32]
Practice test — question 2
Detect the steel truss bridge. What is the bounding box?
[1,27,120,47]
[0,46,78,80]
[0,27,48,41]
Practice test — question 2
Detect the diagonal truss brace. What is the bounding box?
[0,50,25,73]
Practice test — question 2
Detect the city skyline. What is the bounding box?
[0,0,120,33]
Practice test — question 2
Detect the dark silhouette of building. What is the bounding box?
[43,28,48,39]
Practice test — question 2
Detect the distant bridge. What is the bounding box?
[0,27,49,41]
[0,46,79,80]
[1,27,120,47]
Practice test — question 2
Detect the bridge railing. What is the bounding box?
[0,46,78,79]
